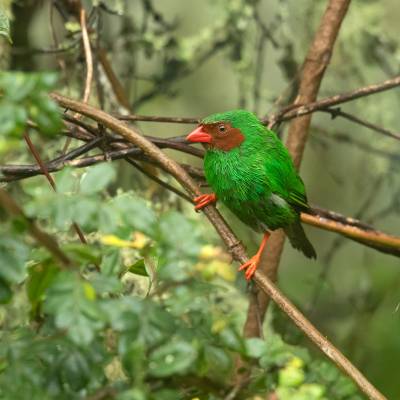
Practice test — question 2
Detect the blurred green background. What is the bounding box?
[2,0,400,398]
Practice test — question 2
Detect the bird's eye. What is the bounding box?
[218,124,226,133]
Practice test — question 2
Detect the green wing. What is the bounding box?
[261,136,310,213]
[287,177,310,213]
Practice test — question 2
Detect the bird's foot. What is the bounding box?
[238,232,271,280]
[238,254,261,281]
[194,193,217,211]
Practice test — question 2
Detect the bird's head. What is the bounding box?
[186,110,261,151]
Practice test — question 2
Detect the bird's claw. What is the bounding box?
[194,193,217,211]
[238,255,260,280]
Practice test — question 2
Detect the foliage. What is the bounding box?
[0,158,360,398]
[1,0,400,398]
[0,72,61,138]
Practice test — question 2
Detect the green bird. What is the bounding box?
[186,109,316,280]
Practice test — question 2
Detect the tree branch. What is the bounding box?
[320,108,400,141]
[274,74,400,125]
[80,7,93,105]
[49,92,387,399]
[3,131,399,257]
[243,0,351,355]
[113,72,400,142]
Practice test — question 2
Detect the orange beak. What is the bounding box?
[186,126,212,143]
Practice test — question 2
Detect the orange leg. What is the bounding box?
[194,193,217,211]
[238,232,271,280]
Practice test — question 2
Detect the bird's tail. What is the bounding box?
[284,221,316,259]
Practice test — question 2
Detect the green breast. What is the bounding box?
[204,147,297,231]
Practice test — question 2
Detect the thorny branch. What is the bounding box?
[23,132,88,244]
[48,93,387,400]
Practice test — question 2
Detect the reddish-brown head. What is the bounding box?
[186,121,245,151]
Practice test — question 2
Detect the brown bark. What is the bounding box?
[243,0,352,337]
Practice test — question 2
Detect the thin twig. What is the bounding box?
[125,158,193,203]
[321,108,400,141]
[79,7,93,105]
[113,73,400,142]
[63,5,93,154]
[270,74,400,125]
[116,114,200,124]
[23,133,56,190]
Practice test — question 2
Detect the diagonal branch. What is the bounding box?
[50,92,386,400]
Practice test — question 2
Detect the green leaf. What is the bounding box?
[117,388,147,400]
[80,163,116,194]
[219,327,244,353]
[26,261,59,309]
[113,193,157,235]
[55,167,79,194]
[148,340,197,377]
[245,337,267,358]
[128,258,148,277]
[60,350,91,391]
[100,248,123,276]
[0,278,12,304]
[279,365,305,388]
[72,197,98,229]
[158,211,200,258]
[0,9,11,43]
[0,104,26,137]
[62,243,101,265]
[0,235,29,284]
[203,345,232,374]
[101,298,141,333]
[151,389,182,400]
[44,271,105,344]
[0,72,61,138]
[90,273,123,295]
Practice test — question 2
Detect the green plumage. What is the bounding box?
[202,110,316,258]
